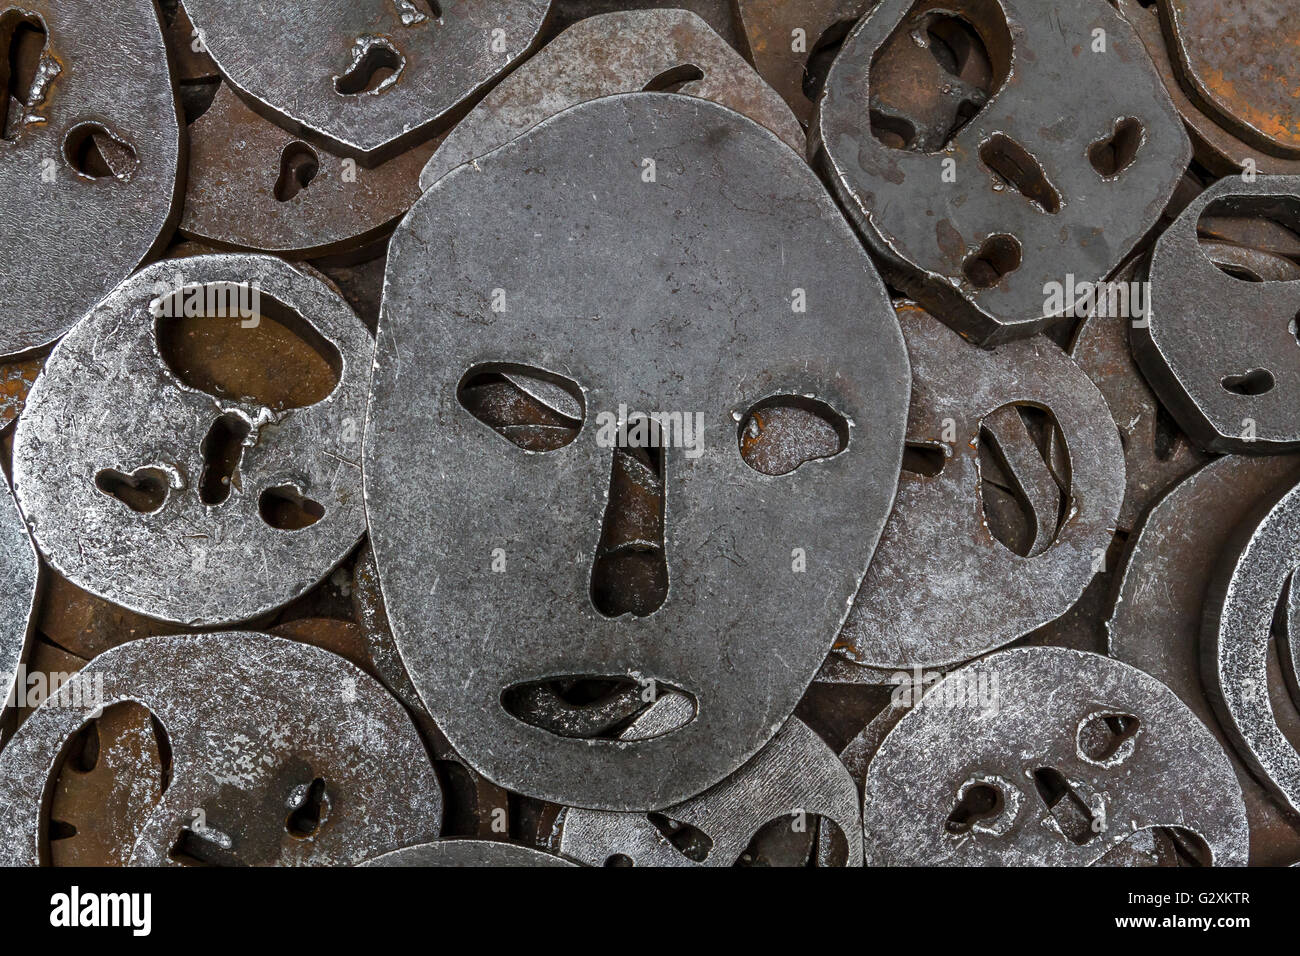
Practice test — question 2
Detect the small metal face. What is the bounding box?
[0,634,443,866]
[181,84,441,260]
[557,694,862,866]
[366,93,909,810]
[13,254,372,626]
[0,482,38,731]
[0,0,182,358]
[815,0,1190,343]
[1132,175,1300,453]
[178,0,553,163]
[1109,455,1300,865]
[1204,477,1300,817]
[824,305,1124,676]
[419,8,805,191]
[361,841,576,867]
[862,647,1249,866]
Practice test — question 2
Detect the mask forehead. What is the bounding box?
[367,93,909,810]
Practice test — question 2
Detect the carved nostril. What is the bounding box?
[590,428,668,619]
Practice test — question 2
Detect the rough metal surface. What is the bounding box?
[0,481,38,729]
[0,634,441,866]
[178,0,552,163]
[815,0,1190,344]
[365,93,909,810]
[13,254,372,626]
[418,8,804,190]
[1108,454,1300,865]
[1066,262,1208,534]
[558,693,862,865]
[361,840,576,867]
[1204,478,1300,816]
[862,647,1249,866]
[1132,175,1300,453]
[182,83,441,259]
[1158,0,1300,157]
[0,0,182,358]
[823,305,1124,676]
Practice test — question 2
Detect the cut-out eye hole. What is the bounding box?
[945,780,1006,834]
[648,813,713,863]
[457,364,583,451]
[259,485,325,530]
[978,403,1068,558]
[501,677,695,741]
[962,233,1022,289]
[802,18,858,103]
[1032,767,1101,845]
[1093,827,1212,867]
[285,777,328,838]
[737,396,849,476]
[1088,118,1144,178]
[95,466,170,514]
[335,38,405,96]
[642,64,704,94]
[154,286,343,411]
[902,441,947,477]
[868,3,1011,153]
[1221,369,1275,396]
[604,854,634,867]
[735,814,839,867]
[1,10,47,140]
[168,826,245,867]
[1077,711,1140,765]
[981,134,1061,214]
[274,142,320,202]
[63,123,138,181]
[199,413,250,506]
[1197,196,1300,281]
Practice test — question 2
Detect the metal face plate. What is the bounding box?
[558,694,863,866]
[0,482,38,729]
[361,841,576,867]
[419,8,803,191]
[1133,175,1300,453]
[181,84,440,259]
[827,305,1124,675]
[13,254,372,626]
[1204,477,1300,816]
[815,0,1190,343]
[0,634,442,866]
[1108,455,1300,865]
[178,0,552,163]
[0,0,182,358]
[366,93,909,810]
[862,647,1249,866]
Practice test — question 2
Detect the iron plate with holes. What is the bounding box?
[365,92,910,811]
[862,647,1249,866]
[814,0,1190,344]
[0,0,182,358]
[1132,175,1300,453]
[0,634,442,866]
[13,254,372,626]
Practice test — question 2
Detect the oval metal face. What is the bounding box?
[0,634,442,866]
[365,93,910,810]
[0,482,38,730]
[823,305,1124,676]
[1108,455,1300,864]
[1132,175,1300,453]
[13,254,372,626]
[815,0,1189,344]
[1205,477,1300,816]
[558,695,863,866]
[0,0,181,358]
[418,8,805,191]
[862,647,1249,866]
[178,0,552,163]
[361,841,576,867]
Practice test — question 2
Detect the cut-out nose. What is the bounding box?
[590,432,668,619]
